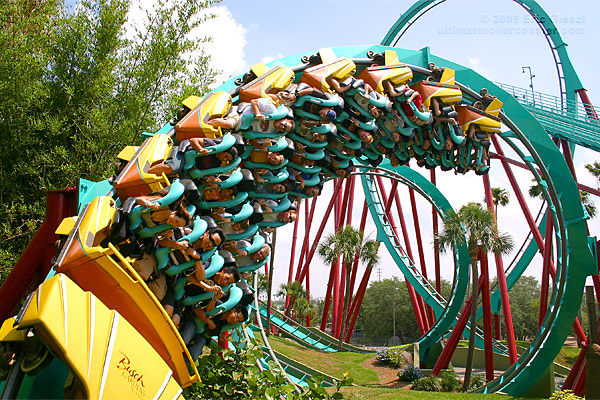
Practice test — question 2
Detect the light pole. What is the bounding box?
[522,66,536,106]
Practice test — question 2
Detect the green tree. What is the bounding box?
[585,161,600,187]
[357,278,453,343]
[277,281,308,319]
[487,187,510,221]
[0,0,218,284]
[317,225,380,351]
[504,276,540,340]
[435,202,513,390]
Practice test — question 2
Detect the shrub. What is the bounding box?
[375,347,407,368]
[549,389,584,400]
[440,367,462,392]
[412,376,442,392]
[470,373,487,390]
[397,364,422,383]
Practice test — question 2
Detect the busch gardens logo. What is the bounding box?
[116,351,146,399]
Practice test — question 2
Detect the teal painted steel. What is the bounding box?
[381,0,585,104]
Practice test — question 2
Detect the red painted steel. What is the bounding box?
[483,173,518,363]
[480,251,495,381]
[0,189,76,322]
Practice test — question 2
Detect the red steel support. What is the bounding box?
[577,88,599,120]
[431,169,442,294]
[344,266,374,342]
[432,274,486,375]
[409,187,436,326]
[285,201,302,309]
[295,180,343,284]
[374,176,427,335]
[493,314,501,340]
[539,215,553,327]
[563,344,588,389]
[482,173,518,363]
[480,251,495,381]
[0,189,77,322]
[392,189,430,331]
[491,136,587,344]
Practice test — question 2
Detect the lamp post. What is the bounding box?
[522,66,536,106]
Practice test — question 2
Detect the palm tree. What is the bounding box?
[581,190,597,219]
[317,225,380,351]
[435,202,514,390]
[585,161,600,187]
[276,281,307,319]
[488,187,510,219]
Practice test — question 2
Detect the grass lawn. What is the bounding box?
[258,335,574,399]
[336,387,543,400]
[259,335,379,386]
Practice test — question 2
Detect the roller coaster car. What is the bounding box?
[358,50,413,93]
[411,68,463,107]
[175,91,233,142]
[53,196,199,388]
[238,65,295,103]
[0,274,185,399]
[112,133,173,201]
[456,97,503,134]
[300,56,356,94]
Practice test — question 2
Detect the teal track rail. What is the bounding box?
[253,301,365,353]
[360,165,509,360]
[495,82,600,152]
[243,326,336,387]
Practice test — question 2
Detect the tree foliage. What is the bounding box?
[317,225,380,350]
[185,337,351,399]
[0,0,218,284]
[356,277,452,343]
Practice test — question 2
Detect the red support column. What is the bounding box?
[563,344,588,389]
[432,275,485,375]
[295,180,343,284]
[539,215,553,327]
[374,176,427,335]
[431,169,441,294]
[480,251,495,382]
[493,314,501,340]
[345,266,374,342]
[482,173,518,363]
[320,259,337,332]
[286,201,302,309]
[409,187,436,325]
[393,189,430,331]
[0,189,77,322]
[347,200,368,310]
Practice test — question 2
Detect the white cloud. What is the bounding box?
[124,3,249,87]
[196,6,248,86]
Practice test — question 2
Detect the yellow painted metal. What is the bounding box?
[17,274,184,399]
[115,146,139,163]
[301,57,357,93]
[176,91,233,140]
[0,318,25,342]
[412,68,463,107]
[456,98,504,135]
[238,65,295,103]
[54,196,199,388]
[357,50,413,93]
[55,217,77,236]
[181,95,200,111]
[112,134,173,200]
